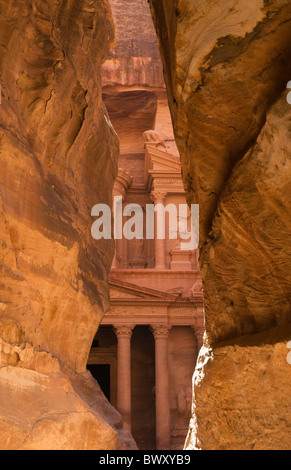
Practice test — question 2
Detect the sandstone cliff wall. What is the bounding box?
[0,0,135,450]
[102,0,164,87]
[149,0,291,450]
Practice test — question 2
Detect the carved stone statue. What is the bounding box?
[143,130,167,150]
[191,278,203,297]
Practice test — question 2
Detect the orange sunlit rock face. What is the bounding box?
[0,0,290,452]
[149,0,291,450]
[0,0,136,450]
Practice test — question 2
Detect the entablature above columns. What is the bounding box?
[102,304,204,329]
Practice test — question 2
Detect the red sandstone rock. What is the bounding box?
[1,0,290,451]
[0,0,136,450]
[149,0,291,450]
[102,0,164,88]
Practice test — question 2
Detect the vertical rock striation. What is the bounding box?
[0,0,135,450]
[149,0,291,449]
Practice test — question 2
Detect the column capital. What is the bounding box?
[113,168,132,201]
[150,190,167,204]
[191,325,205,350]
[151,324,171,339]
[191,324,204,336]
[114,325,134,338]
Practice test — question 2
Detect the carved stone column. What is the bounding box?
[151,191,167,270]
[112,169,132,269]
[192,325,204,352]
[152,324,171,450]
[114,324,134,431]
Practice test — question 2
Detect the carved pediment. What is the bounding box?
[109,277,180,302]
[144,144,184,192]
[110,287,147,300]
[145,144,181,172]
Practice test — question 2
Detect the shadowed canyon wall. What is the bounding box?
[0,0,136,450]
[149,0,291,450]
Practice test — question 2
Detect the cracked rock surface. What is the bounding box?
[150,0,291,449]
[0,0,136,450]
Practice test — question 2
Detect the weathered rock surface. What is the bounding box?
[102,0,164,88]
[102,0,175,174]
[149,0,291,449]
[0,0,136,450]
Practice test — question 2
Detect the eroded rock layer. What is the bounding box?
[149,0,291,449]
[0,0,135,450]
[102,0,164,87]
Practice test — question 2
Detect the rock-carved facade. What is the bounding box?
[88,138,204,450]
[86,0,205,450]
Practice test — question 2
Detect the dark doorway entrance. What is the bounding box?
[87,364,111,402]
